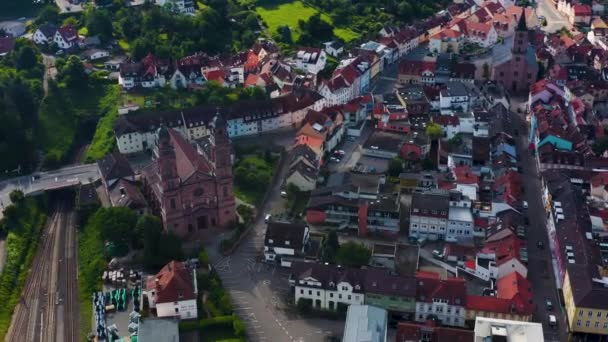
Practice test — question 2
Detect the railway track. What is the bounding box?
[6,196,80,342]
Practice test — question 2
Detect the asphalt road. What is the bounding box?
[0,164,100,218]
[513,107,568,342]
[536,0,570,33]
[208,152,344,342]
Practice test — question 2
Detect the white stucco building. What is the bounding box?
[145,261,198,320]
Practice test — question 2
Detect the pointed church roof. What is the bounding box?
[517,10,527,31]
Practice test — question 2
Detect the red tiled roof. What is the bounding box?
[496,271,535,314]
[145,261,196,304]
[244,73,259,87]
[573,4,592,15]
[397,321,473,342]
[431,28,463,40]
[453,165,479,185]
[168,128,213,179]
[204,69,225,85]
[434,115,459,126]
[591,172,608,187]
[57,25,78,42]
[399,60,437,76]
[482,235,525,266]
[416,272,466,305]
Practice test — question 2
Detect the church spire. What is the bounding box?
[517,11,527,31]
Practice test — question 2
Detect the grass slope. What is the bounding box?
[255,0,359,42]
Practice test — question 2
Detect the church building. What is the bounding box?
[142,111,236,237]
[492,13,538,93]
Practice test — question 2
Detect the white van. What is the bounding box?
[264,214,271,223]
[549,314,557,327]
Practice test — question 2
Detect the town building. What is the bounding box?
[414,271,467,327]
[473,317,544,341]
[396,320,473,342]
[409,190,449,241]
[343,305,388,342]
[53,25,78,50]
[491,14,538,93]
[306,174,401,237]
[113,90,324,154]
[290,262,416,314]
[155,0,195,14]
[33,24,57,45]
[263,222,311,267]
[295,48,327,75]
[140,113,235,237]
[144,261,197,319]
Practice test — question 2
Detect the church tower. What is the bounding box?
[512,12,529,55]
[156,125,179,191]
[211,110,236,227]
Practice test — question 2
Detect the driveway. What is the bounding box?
[536,0,570,33]
[512,102,568,342]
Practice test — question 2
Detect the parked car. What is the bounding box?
[280,191,287,198]
[264,214,271,223]
[537,241,544,249]
[432,250,444,259]
[523,201,529,209]
[546,299,553,311]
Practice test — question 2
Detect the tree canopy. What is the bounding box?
[334,241,371,267]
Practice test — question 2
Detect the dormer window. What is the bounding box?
[268,239,274,243]
[329,281,335,287]
[355,285,360,290]
[285,241,290,246]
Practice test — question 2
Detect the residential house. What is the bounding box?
[306,175,401,237]
[451,19,498,48]
[466,272,535,323]
[409,190,450,241]
[53,25,78,49]
[97,152,136,190]
[343,305,388,342]
[290,262,416,314]
[33,24,57,45]
[415,271,467,327]
[285,144,321,192]
[144,261,198,319]
[119,54,168,89]
[82,49,110,61]
[398,59,437,85]
[295,47,327,74]
[429,29,464,54]
[264,222,311,267]
[114,90,324,153]
[155,0,195,14]
[447,191,475,242]
[323,41,343,57]
[396,85,431,117]
[439,81,485,115]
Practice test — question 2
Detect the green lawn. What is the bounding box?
[255,0,359,42]
[334,28,360,42]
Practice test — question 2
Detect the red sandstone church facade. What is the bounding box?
[142,112,236,237]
